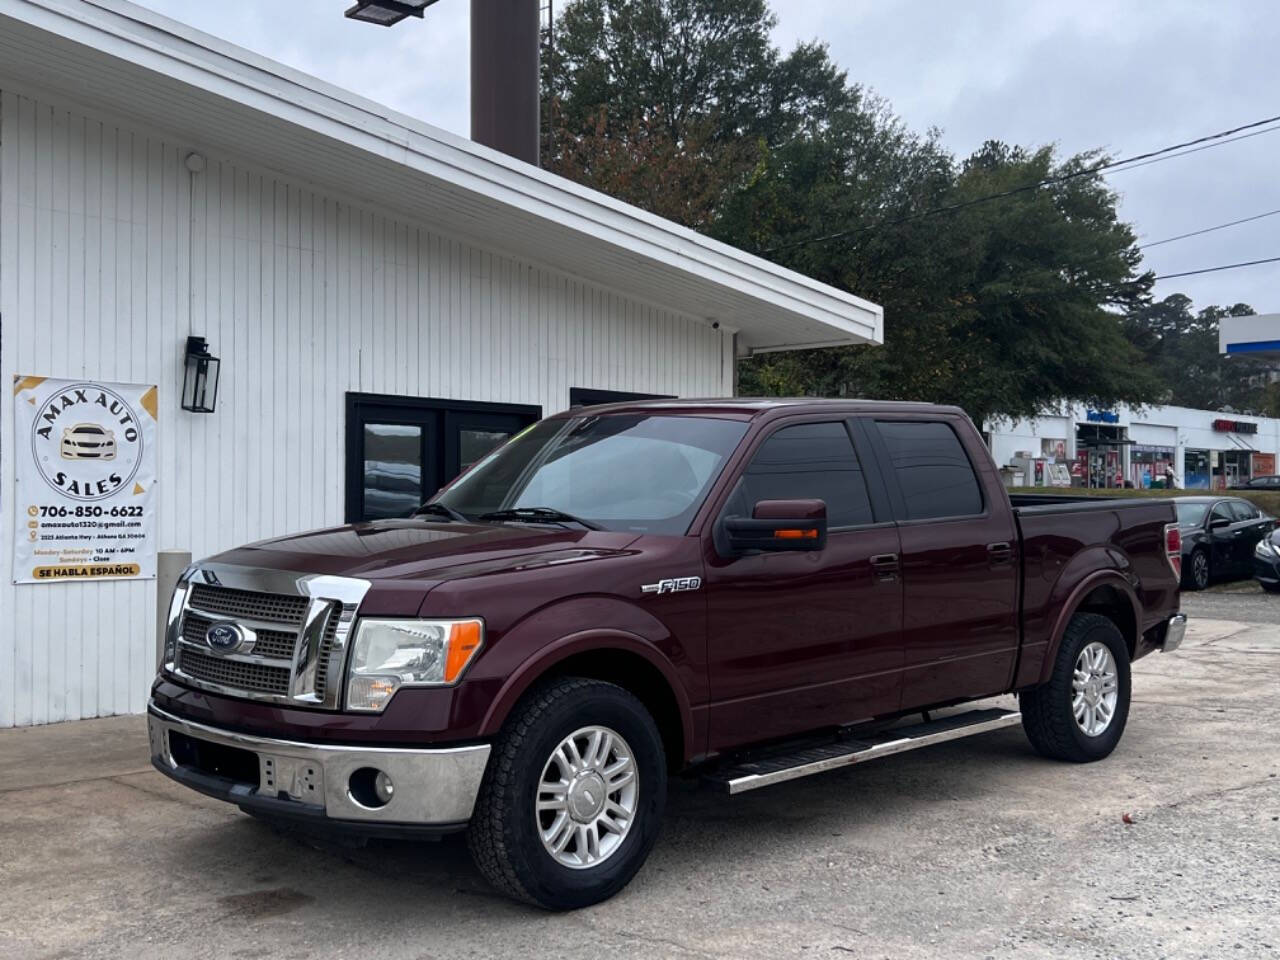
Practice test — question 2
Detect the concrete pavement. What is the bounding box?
[1,603,1277,959]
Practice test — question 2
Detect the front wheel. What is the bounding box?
[467,677,667,910]
[1021,613,1131,763]
[1184,548,1210,590]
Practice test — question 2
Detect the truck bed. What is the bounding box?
[1009,492,1176,514]
[1008,492,1178,690]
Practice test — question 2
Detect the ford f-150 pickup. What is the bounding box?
[149,399,1186,909]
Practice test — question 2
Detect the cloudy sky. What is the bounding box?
[135,0,1279,314]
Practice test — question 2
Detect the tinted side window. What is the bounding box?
[875,420,983,520]
[1229,500,1258,521]
[726,422,874,528]
[1210,503,1233,524]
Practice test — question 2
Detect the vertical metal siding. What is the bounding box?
[0,89,730,726]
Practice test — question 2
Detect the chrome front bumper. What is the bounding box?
[147,703,490,829]
[1161,612,1188,653]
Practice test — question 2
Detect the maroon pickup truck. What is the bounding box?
[149,399,1186,909]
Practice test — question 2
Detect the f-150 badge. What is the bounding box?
[641,577,702,595]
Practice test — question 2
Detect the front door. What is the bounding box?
[1226,499,1269,574]
[1207,501,1238,574]
[863,416,1020,709]
[345,393,540,523]
[703,419,904,751]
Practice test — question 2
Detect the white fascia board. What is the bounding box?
[5,0,883,348]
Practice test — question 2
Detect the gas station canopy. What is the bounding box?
[1220,314,1280,357]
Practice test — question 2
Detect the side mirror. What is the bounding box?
[1209,517,1231,530]
[719,499,828,555]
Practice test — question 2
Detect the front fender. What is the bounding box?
[473,597,699,764]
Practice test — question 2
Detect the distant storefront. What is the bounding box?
[989,405,1280,489]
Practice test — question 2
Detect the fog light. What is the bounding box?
[374,771,394,804]
[348,766,394,809]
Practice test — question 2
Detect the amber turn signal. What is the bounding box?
[444,620,484,683]
[774,528,818,540]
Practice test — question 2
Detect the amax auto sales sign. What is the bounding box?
[13,376,158,584]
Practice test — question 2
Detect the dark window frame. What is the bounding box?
[569,387,676,408]
[345,392,541,523]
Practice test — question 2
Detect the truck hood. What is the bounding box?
[206,519,642,583]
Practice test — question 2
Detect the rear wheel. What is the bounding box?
[1021,613,1131,763]
[1184,548,1210,590]
[467,677,666,910]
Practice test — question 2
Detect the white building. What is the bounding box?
[0,0,882,727]
[989,403,1279,490]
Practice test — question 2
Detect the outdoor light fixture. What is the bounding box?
[343,0,439,26]
[181,336,220,413]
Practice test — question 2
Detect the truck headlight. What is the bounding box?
[346,618,483,712]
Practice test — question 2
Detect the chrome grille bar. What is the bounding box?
[165,563,372,710]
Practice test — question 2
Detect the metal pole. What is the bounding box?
[471,0,541,165]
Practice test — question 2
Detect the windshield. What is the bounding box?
[434,414,748,534]
[1175,502,1209,527]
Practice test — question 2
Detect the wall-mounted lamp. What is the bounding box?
[181,336,220,413]
[343,0,439,26]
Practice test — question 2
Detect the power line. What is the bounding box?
[1104,123,1280,175]
[765,113,1280,254]
[1139,208,1280,250]
[1153,255,1280,281]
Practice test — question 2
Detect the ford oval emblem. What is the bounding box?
[205,622,245,654]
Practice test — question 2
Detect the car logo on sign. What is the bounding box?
[205,622,246,655]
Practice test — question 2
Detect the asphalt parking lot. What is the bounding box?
[2,585,1277,960]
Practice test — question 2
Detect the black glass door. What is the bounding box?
[346,394,540,523]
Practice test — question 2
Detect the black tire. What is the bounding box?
[1261,581,1280,594]
[467,677,667,910]
[1021,613,1131,763]
[1184,547,1210,590]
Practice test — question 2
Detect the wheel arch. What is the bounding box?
[479,629,694,770]
[1037,572,1140,687]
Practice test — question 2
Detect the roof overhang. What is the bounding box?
[1219,313,1280,358]
[0,0,883,354]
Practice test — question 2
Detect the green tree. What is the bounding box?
[543,0,1166,426]
[1124,295,1268,411]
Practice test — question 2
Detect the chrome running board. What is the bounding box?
[705,708,1022,795]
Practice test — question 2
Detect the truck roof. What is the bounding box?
[558,397,969,420]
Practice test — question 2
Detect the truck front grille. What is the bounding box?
[187,583,310,625]
[169,569,368,710]
[180,612,298,661]
[178,648,291,697]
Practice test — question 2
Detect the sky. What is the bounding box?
[133,0,1280,315]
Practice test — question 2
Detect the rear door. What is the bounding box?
[863,416,1020,709]
[703,419,903,750]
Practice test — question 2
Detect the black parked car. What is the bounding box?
[1176,496,1275,590]
[1255,528,1280,593]
[1231,475,1280,490]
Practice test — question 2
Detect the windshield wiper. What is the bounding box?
[413,502,471,523]
[478,507,604,531]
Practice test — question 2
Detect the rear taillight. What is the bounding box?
[1164,523,1182,581]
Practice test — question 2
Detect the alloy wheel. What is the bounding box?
[1072,641,1119,737]
[1191,551,1209,589]
[536,725,638,869]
